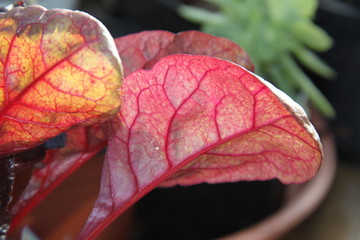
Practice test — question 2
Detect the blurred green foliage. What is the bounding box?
[179,0,336,118]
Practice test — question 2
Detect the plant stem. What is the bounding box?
[0,156,15,240]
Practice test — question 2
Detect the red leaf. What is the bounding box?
[0,6,122,155]
[79,55,322,239]
[115,30,254,77]
[10,125,106,229]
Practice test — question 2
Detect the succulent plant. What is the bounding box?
[179,0,336,118]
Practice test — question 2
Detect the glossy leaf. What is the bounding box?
[114,30,254,77]
[0,6,122,155]
[79,55,322,239]
[10,125,107,229]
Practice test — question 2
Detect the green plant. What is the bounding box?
[179,0,336,118]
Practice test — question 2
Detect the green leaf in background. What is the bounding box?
[293,0,319,18]
[292,20,333,51]
[293,45,336,79]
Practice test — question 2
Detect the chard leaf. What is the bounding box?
[0,6,122,155]
[114,30,254,77]
[79,55,322,239]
